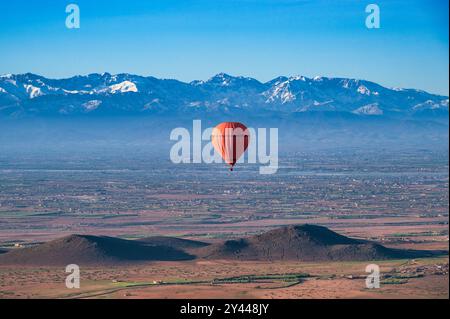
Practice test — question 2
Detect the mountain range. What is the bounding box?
[1,72,448,119]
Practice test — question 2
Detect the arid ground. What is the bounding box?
[0,149,448,299]
[0,257,448,299]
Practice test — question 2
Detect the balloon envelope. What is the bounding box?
[211,122,250,170]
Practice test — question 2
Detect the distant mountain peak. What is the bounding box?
[289,75,308,81]
[207,73,235,86]
[205,73,261,87]
[213,72,232,78]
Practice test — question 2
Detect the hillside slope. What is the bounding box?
[196,224,440,261]
[0,234,194,266]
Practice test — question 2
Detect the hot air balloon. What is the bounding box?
[211,122,250,171]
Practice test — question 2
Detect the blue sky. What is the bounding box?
[0,0,448,95]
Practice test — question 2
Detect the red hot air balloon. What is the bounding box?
[211,122,250,171]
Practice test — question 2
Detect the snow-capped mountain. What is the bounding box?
[0,72,447,119]
[352,103,384,115]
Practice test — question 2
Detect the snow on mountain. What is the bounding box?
[357,85,371,95]
[217,97,231,105]
[101,81,138,94]
[24,84,44,99]
[264,80,296,104]
[263,75,322,104]
[190,80,205,86]
[82,100,102,111]
[0,74,13,80]
[209,73,233,87]
[313,100,334,106]
[413,99,449,111]
[341,79,352,89]
[202,73,263,89]
[62,89,83,94]
[291,75,307,81]
[353,103,383,115]
[188,101,202,108]
[0,73,447,119]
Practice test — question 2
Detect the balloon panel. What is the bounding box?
[211,122,250,168]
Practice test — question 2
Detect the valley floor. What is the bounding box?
[0,257,447,299]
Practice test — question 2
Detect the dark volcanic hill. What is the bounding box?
[0,234,194,266]
[196,224,440,261]
[137,236,210,250]
[0,225,443,266]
